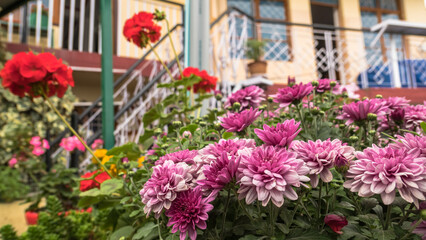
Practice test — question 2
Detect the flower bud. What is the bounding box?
[161,143,169,149]
[311,80,319,87]
[226,106,233,111]
[319,111,325,116]
[362,97,368,101]
[259,105,267,111]
[323,97,329,101]
[154,128,163,136]
[339,124,346,129]
[199,121,207,127]
[267,96,274,103]
[188,115,194,120]
[368,130,376,135]
[232,102,241,111]
[280,113,286,118]
[182,131,192,138]
[338,106,343,110]
[214,122,222,131]
[118,172,125,177]
[421,209,426,221]
[212,108,218,113]
[330,81,337,87]
[311,108,320,115]
[375,94,383,99]
[172,121,182,127]
[349,136,359,142]
[215,93,223,101]
[128,171,135,177]
[123,162,130,169]
[154,9,166,21]
[342,92,348,98]
[367,113,377,121]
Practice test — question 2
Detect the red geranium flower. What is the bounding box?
[123,11,162,49]
[79,170,111,192]
[0,51,74,98]
[181,67,217,93]
[324,214,348,234]
[25,211,39,225]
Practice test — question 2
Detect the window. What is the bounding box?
[227,0,290,61]
[360,0,402,62]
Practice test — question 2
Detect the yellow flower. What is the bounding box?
[101,155,113,165]
[138,156,145,167]
[92,149,108,164]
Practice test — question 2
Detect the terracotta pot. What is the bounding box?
[248,60,267,76]
[25,211,38,225]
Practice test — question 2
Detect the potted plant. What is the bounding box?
[246,39,267,76]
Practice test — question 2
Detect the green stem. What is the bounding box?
[294,103,309,138]
[400,219,422,240]
[221,190,231,239]
[384,204,392,230]
[270,203,275,237]
[148,42,175,81]
[318,180,323,219]
[166,19,183,76]
[42,92,112,178]
[175,129,183,150]
[157,218,163,240]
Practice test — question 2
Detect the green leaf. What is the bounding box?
[420,122,426,134]
[77,196,101,208]
[372,229,396,240]
[143,104,163,126]
[132,222,158,240]
[139,128,154,145]
[238,235,259,240]
[120,196,131,204]
[286,231,330,240]
[222,132,234,139]
[129,210,141,218]
[275,222,289,234]
[195,93,213,102]
[79,188,102,197]
[109,226,134,240]
[107,142,142,161]
[100,179,124,195]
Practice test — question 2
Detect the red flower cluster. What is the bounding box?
[123,11,162,49]
[0,52,74,98]
[181,67,218,93]
[79,170,111,192]
[324,214,348,234]
[59,207,93,217]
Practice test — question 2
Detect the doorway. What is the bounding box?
[310,2,340,81]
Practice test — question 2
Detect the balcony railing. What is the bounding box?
[0,0,183,58]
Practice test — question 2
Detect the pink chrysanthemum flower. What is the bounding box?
[237,146,310,207]
[404,104,426,133]
[344,145,426,207]
[225,85,265,111]
[383,97,410,110]
[156,149,198,166]
[195,138,255,166]
[316,79,333,93]
[272,83,313,107]
[390,133,426,158]
[254,119,301,148]
[166,187,214,240]
[140,160,191,218]
[337,99,386,125]
[219,108,261,132]
[290,139,354,187]
[198,152,240,193]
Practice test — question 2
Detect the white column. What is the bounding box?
[78,0,86,51]
[47,0,54,48]
[88,0,95,52]
[390,34,401,88]
[58,0,65,48]
[7,13,13,42]
[68,0,76,50]
[36,0,42,45]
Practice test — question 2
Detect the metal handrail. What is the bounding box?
[47,24,183,148]
[86,52,184,144]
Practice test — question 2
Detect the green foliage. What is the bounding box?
[27,164,78,210]
[0,166,29,202]
[245,39,266,61]
[0,225,18,240]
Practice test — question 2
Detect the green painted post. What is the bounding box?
[100,0,114,149]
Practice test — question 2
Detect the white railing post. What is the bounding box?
[68,0,76,50]
[58,0,65,48]
[88,0,95,53]
[47,0,54,48]
[78,0,86,51]
[7,13,13,42]
[36,0,42,45]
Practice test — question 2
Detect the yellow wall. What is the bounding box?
[401,0,426,60]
